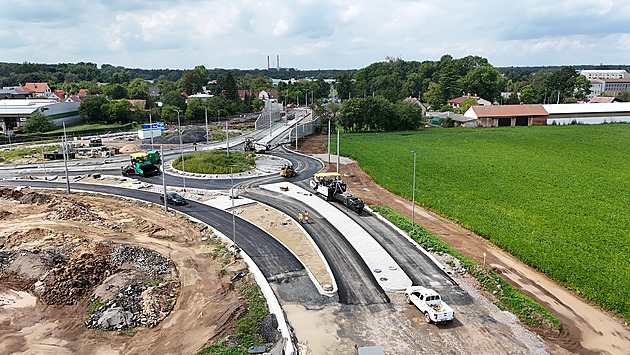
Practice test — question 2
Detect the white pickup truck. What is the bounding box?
[404,286,454,323]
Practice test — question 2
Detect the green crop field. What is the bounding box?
[334,124,630,320]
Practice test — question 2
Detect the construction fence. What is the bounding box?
[255,109,283,131]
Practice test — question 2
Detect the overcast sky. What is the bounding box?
[2,0,629,71]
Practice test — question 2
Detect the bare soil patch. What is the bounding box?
[0,187,247,354]
[296,134,630,355]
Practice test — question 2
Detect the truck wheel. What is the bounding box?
[405,294,411,304]
[424,312,432,323]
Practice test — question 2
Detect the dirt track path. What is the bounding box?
[298,134,630,355]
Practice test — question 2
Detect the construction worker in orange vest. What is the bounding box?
[304,210,309,224]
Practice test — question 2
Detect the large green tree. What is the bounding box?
[520,85,536,104]
[78,96,109,123]
[179,66,208,95]
[103,84,128,100]
[104,99,133,124]
[250,77,272,93]
[216,71,239,101]
[185,98,206,121]
[462,66,501,102]
[23,111,57,133]
[162,90,186,110]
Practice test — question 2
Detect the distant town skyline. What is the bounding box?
[2,1,629,70]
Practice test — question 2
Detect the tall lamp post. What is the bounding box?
[62,122,70,194]
[204,107,209,145]
[173,109,186,191]
[411,150,417,231]
[230,164,238,254]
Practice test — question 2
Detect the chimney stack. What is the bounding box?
[267,55,270,70]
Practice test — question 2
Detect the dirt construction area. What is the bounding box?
[0,187,249,354]
[296,134,630,355]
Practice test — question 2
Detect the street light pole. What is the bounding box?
[411,150,417,231]
[336,129,340,174]
[62,122,70,194]
[205,107,209,145]
[327,120,331,163]
[149,110,154,150]
[161,144,168,212]
[230,164,238,254]
[173,109,186,191]
[226,119,230,158]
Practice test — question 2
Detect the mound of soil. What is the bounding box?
[0,187,50,205]
[119,144,143,154]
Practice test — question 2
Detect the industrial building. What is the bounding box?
[462,103,630,127]
[0,99,81,135]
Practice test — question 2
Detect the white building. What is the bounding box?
[580,69,628,80]
[588,78,630,99]
[0,99,81,134]
[544,102,630,125]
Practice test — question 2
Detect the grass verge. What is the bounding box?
[371,204,562,329]
[173,150,255,174]
[197,281,269,355]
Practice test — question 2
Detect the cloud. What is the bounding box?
[0,0,628,70]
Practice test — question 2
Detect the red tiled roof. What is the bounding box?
[23,83,50,93]
[468,104,547,118]
[589,97,616,103]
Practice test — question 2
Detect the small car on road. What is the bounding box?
[160,192,187,206]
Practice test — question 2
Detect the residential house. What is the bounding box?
[238,90,251,99]
[403,97,427,116]
[447,94,491,108]
[148,86,160,97]
[18,83,52,98]
[49,90,66,102]
[65,95,82,103]
[588,97,622,103]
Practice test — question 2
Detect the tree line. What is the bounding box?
[13,56,628,134]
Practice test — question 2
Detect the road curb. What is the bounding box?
[189,218,297,355]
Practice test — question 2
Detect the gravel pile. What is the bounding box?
[46,201,104,223]
[259,314,281,342]
[85,280,180,330]
[152,126,208,145]
[110,245,174,277]
[85,282,150,330]
[1,237,180,332]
